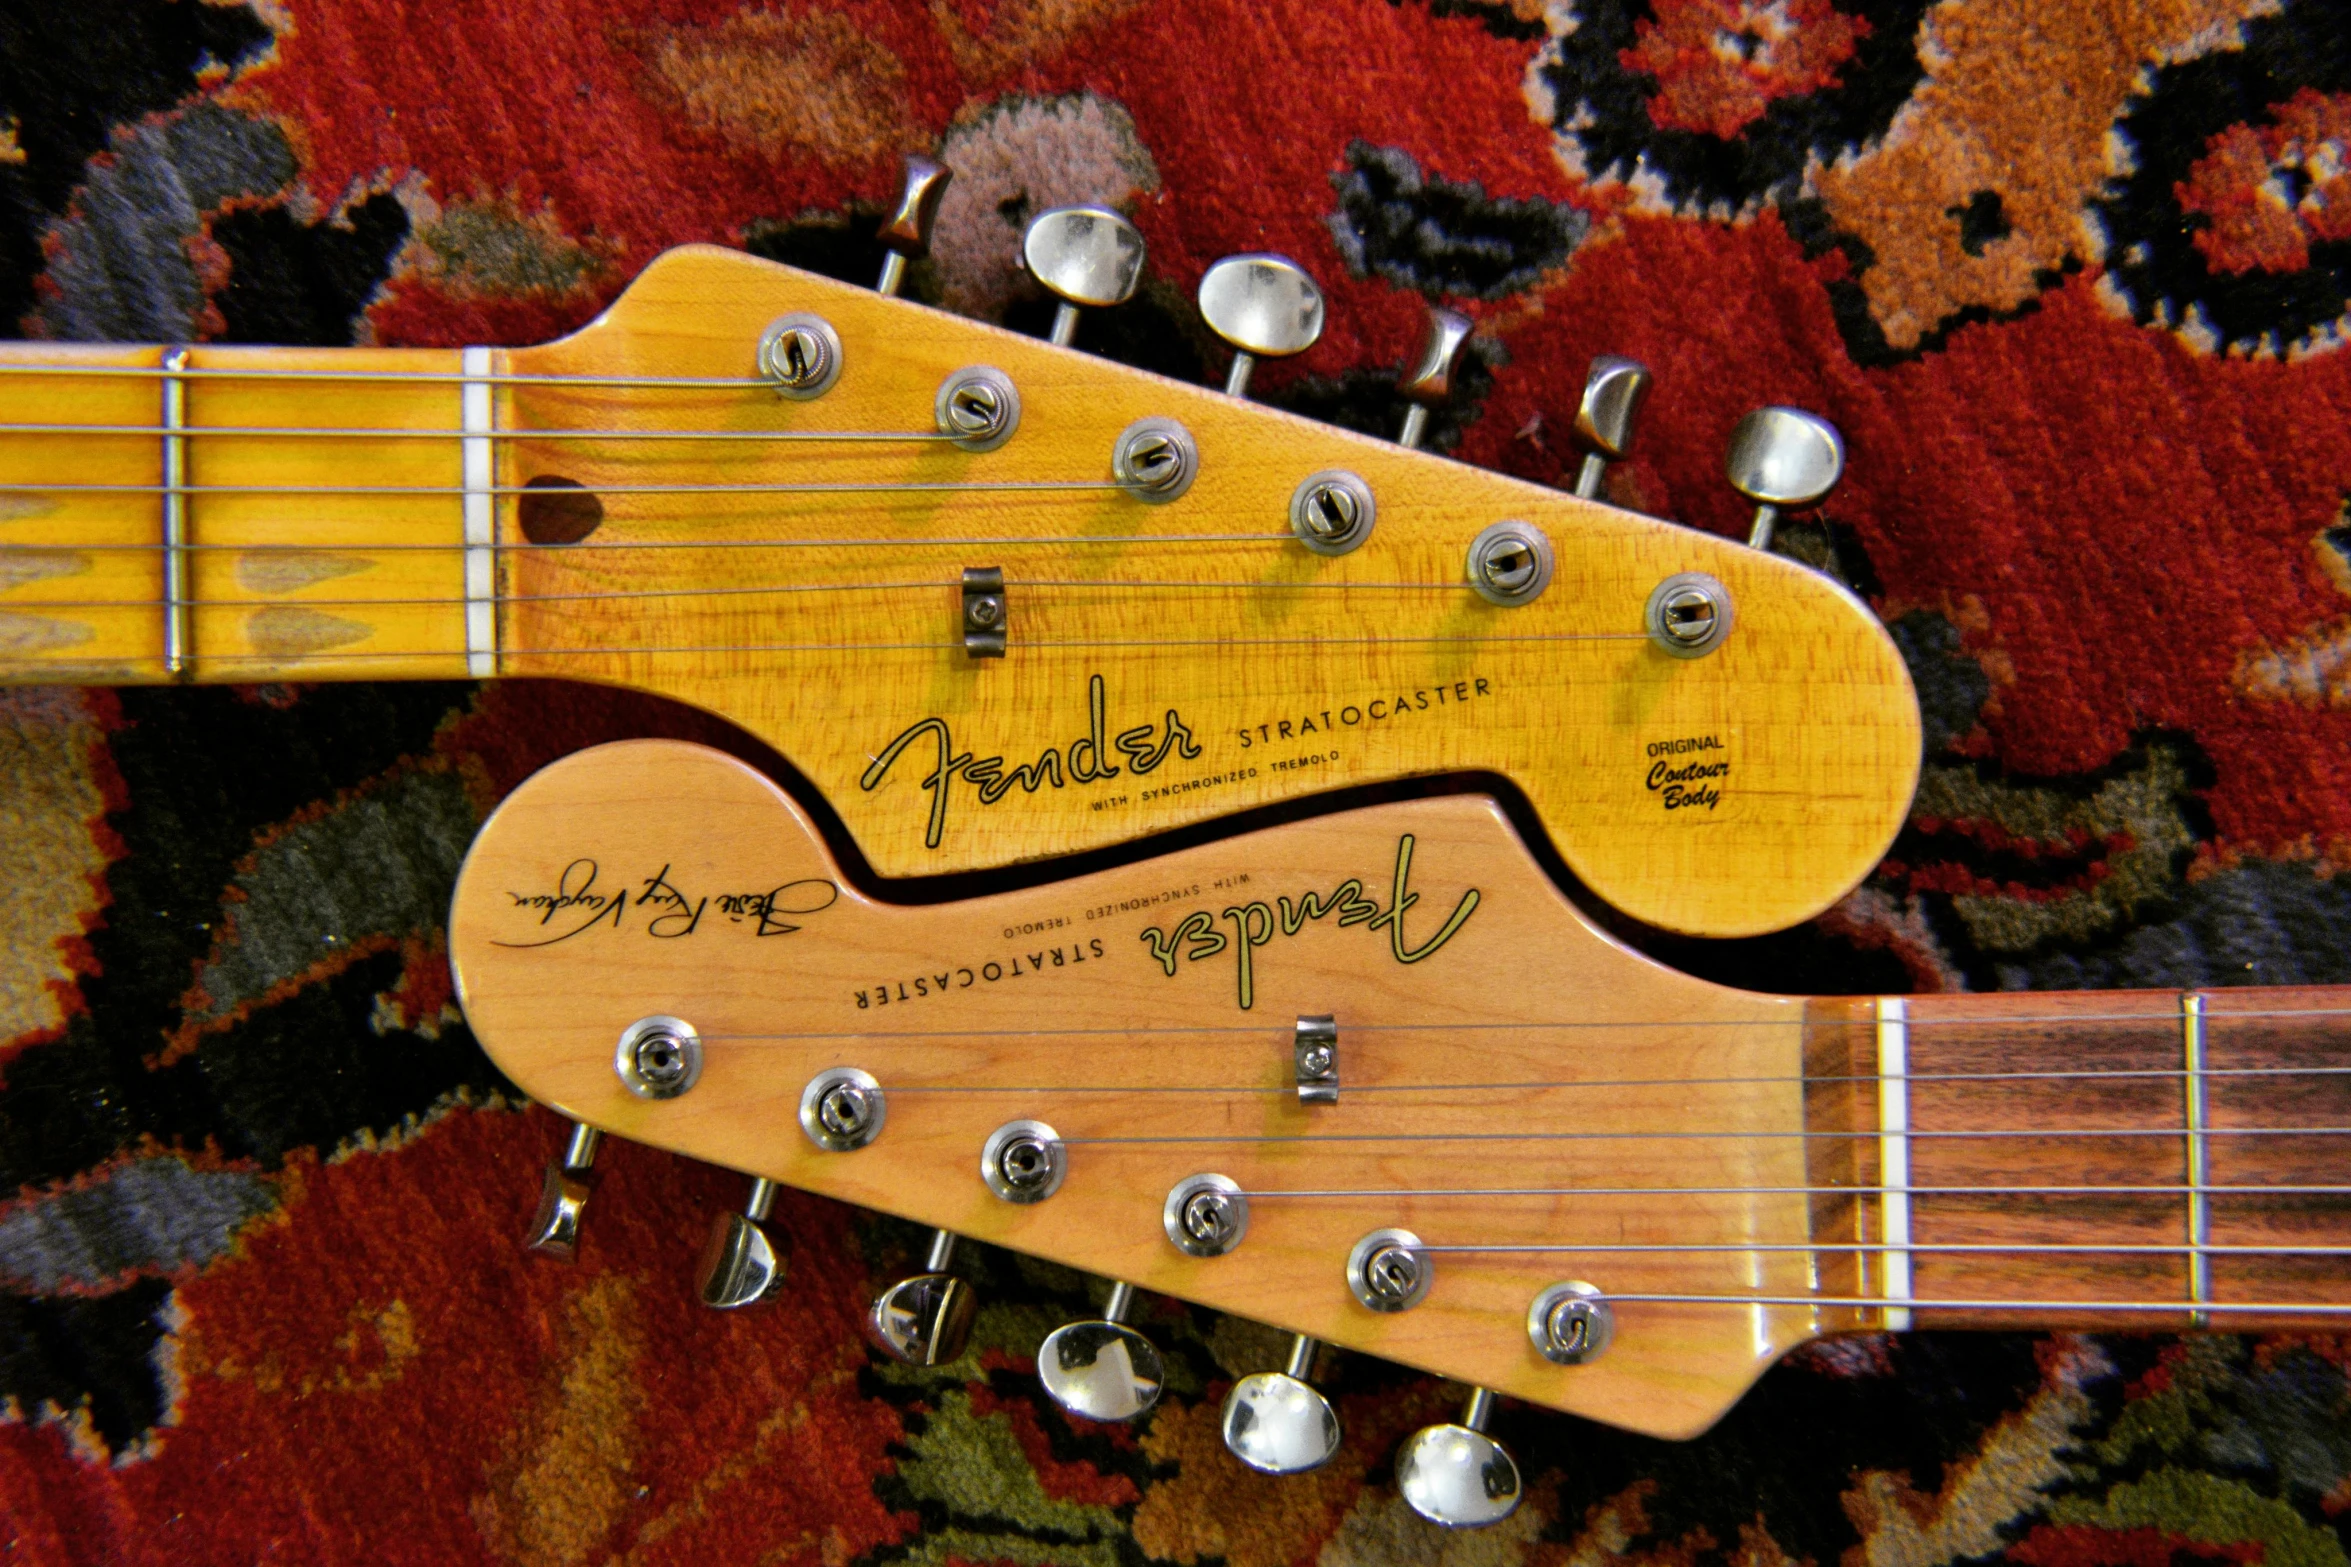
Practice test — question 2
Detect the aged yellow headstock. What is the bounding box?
[0,186,1917,938]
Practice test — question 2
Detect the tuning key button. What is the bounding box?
[1726,406,1844,551]
[1396,1388,1522,1529]
[1396,305,1474,451]
[1024,206,1147,347]
[876,155,953,297]
[1038,1280,1164,1421]
[1572,355,1652,499]
[869,1231,978,1365]
[1222,1334,1341,1474]
[523,1121,602,1262]
[697,1177,786,1309]
[1198,255,1325,397]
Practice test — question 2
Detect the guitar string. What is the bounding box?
[1046,1127,2351,1144]
[0,365,778,387]
[1497,1295,2351,1316]
[24,632,1643,668]
[1401,1241,2351,1257]
[669,1008,2351,1042]
[2,423,969,441]
[1227,1182,2351,1198]
[8,572,1590,612]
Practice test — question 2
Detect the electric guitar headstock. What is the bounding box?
[454,738,2351,1527]
[0,158,1918,940]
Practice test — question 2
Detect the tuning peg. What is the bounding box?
[695,1177,786,1309]
[875,155,953,298]
[1023,206,1146,347]
[1198,254,1325,397]
[1726,406,1844,551]
[1395,1387,1521,1529]
[1395,306,1473,451]
[1221,1334,1341,1474]
[522,1121,602,1261]
[1037,1280,1163,1421]
[868,1228,980,1365]
[1571,355,1652,500]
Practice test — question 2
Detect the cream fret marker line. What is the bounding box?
[2184,992,2211,1327]
[160,348,190,680]
[461,348,497,678]
[1878,996,1912,1332]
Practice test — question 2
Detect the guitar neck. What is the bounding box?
[0,342,482,684]
[1809,985,2351,1331]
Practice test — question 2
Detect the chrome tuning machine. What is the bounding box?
[696,1177,787,1309]
[876,155,952,298]
[1222,1334,1341,1474]
[1023,206,1146,347]
[1571,356,1652,499]
[1726,406,1844,551]
[1198,254,1325,397]
[1036,1281,1163,1421]
[1395,1387,1522,1529]
[522,1120,602,1261]
[1396,305,1473,451]
[869,1229,980,1366]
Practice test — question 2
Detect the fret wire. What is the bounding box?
[2185,993,2214,1327]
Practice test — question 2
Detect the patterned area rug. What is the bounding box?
[7,0,2351,1561]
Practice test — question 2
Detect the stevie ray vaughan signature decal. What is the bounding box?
[1141,834,1479,1009]
[498,860,841,947]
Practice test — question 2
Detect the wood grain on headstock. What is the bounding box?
[453,741,2351,1439]
[452,739,1822,1439]
[0,245,1919,936]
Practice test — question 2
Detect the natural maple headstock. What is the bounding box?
[0,240,1917,939]
[452,739,1836,1440]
